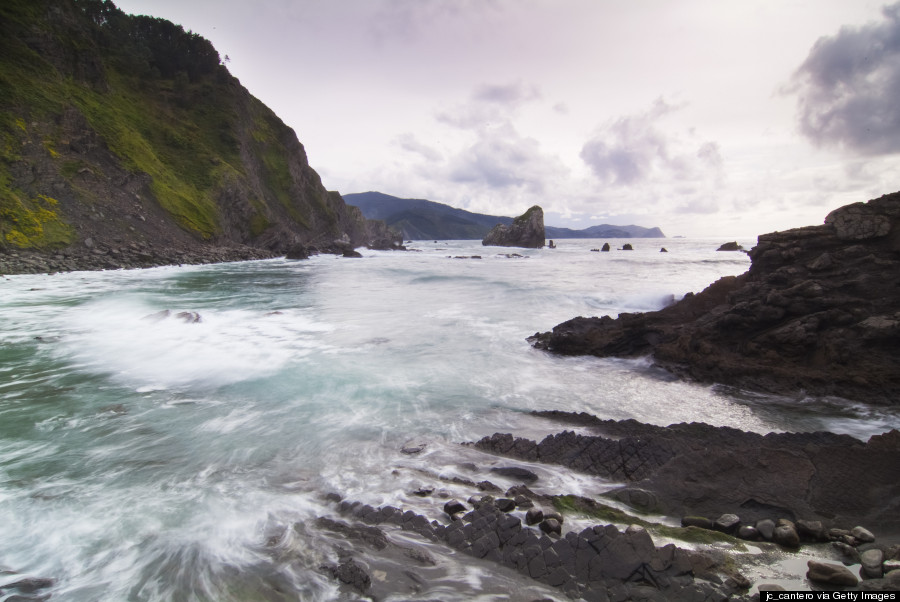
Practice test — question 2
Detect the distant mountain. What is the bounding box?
[344,192,665,240]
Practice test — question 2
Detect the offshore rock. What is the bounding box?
[482,206,545,248]
[529,191,900,404]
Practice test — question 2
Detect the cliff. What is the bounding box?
[0,0,398,274]
[482,205,545,248]
[530,191,900,405]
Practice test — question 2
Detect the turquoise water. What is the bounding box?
[1,239,896,600]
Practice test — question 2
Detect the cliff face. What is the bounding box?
[530,192,900,405]
[0,0,396,274]
[482,205,545,248]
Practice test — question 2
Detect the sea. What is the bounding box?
[1,238,897,600]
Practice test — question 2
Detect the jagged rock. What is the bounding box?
[807,560,859,586]
[473,413,900,532]
[327,558,371,592]
[529,191,900,405]
[482,206,545,248]
[660,247,668,252]
[716,241,744,251]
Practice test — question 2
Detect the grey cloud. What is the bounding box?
[437,80,542,130]
[789,2,900,155]
[579,98,687,185]
[472,81,541,105]
[395,133,443,162]
[446,124,567,193]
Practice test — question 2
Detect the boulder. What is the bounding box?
[482,206,545,248]
[852,526,876,543]
[620,243,633,250]
[861,548,884,579]
[716,241,744,251]
[490,466,538,483]
[773,520,800,548]
[713,513,740,533]
[601,242,610,251]
[525,507,543,526]
[807,560,859,587]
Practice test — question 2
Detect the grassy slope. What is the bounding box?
[0,0,338,251]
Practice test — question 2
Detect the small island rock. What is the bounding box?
[482,206,545,248]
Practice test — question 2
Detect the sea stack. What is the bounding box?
[482,206,545,248]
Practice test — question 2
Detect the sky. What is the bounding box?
[112,0,900,238]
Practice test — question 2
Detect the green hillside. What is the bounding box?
[0,0,387,271]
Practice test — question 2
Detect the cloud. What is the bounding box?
[579,98,722,187]
[788,2,900,155]
[446,123,567,194]
[395,133,443,162]
[436,80,542,130]
[472,81,541,105]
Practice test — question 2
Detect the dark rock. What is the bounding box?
[620,243,633,250]
[528,191,900,405]
[514,494,534,509]
[443,499,466,516]
[738,525,759,540]
[400,442,426,454]
[773,521,800,548]
[2,578,54,593]
[796,519,827,542]
[482,205,545,248]
[495,498,516,512]
[601,242,610,251]
[681,516,713,530]
[807,560,859,586]
[285,244,310,260]
[327,558,371,592]
[861,548,885,579]
[525,508,544,526]
[852,525,876,543]
[539,518,561,537]
[342,249,363,258]
[716,241,744,251]
[474,414,900,532]
[490,466,539,483]
[660,247,668,252]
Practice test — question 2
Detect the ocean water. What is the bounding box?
[1,238,897,600]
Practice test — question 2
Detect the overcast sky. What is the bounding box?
[113,0,900,237]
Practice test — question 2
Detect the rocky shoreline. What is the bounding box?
[301,411,900,600]
[529,191,900,405]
